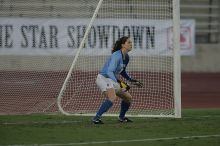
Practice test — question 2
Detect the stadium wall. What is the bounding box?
[182,44,220,72]
[0,44,220,72]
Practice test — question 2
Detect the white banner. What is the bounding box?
[0,18,195,56]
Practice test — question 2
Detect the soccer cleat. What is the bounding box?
[92,117,104,124]
[118,117,133,123]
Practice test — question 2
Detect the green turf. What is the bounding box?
[0,109,220,146]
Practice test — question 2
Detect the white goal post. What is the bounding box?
[57,0,181,118]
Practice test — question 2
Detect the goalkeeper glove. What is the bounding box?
[129,79,143,88]
[117,80,130,91]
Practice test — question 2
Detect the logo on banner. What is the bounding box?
[180,27,192,50]
[167,26,192,50]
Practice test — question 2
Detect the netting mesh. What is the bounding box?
[0,0,179,117]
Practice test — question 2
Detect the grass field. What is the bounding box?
[0,109,220,146]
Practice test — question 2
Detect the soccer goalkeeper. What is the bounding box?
[92,36,143,124]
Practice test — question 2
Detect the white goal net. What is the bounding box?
[0,0,181,117]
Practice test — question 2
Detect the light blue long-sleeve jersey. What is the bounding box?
[99,50,131,82]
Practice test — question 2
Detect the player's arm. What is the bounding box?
[120,55,143,88]
[120,54,132,81]
[129,78,143,88]
[121,70,143,88]
[120,69,132,81]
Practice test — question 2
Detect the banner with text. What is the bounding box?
[0,18,195,56]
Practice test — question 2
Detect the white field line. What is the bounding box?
[6,134,220,146]
[1,115,220,125]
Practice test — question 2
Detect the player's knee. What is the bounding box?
[125,94,132,103]
[124,97,132,104]
[109,97,117,102]
[116,92,132,102]
[106,88,117,102]
[108,94,118,102]
[121,94,132,103]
